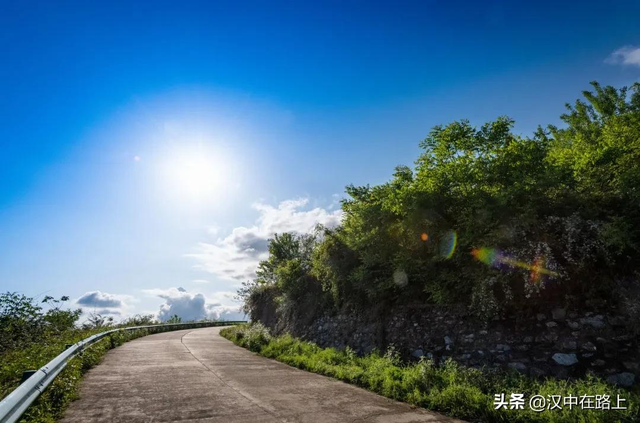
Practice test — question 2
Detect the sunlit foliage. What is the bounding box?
[242,82,640,321]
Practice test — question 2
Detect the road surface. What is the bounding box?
[61,326,463,422]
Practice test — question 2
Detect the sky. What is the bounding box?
[1,0,639,321]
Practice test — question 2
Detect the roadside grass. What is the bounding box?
[0,328,149,423]
[220,324,639,423]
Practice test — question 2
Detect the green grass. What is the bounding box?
[221,324,639,423]
[0,328,150,423]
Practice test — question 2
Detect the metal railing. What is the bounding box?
[0,320,245,423]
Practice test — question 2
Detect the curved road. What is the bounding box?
[61,327,462,422]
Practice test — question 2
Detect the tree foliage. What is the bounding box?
[0,293,82,353]
[243,83,640,320]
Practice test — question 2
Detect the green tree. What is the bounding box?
[167,314,182,324]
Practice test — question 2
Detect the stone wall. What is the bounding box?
[265,303,638,387]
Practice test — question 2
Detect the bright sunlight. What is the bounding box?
[161,144,230,202]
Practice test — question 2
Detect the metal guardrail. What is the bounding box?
[0,320,245,423]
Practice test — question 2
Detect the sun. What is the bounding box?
[162,145,229,201]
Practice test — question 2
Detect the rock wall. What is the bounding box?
[263,303,638,387]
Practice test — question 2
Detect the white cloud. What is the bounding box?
[75,291,138,321]
[606,46,640,67]
[143,287,245,322]
[192,279,211,284]
[188,198,343,281]
[77,291,124,308]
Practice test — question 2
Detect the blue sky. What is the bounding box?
[1,0,639,320]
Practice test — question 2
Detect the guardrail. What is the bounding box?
[0,320,245,423]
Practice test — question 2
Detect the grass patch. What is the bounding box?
[0,328,150,423]
[221,324,639,423]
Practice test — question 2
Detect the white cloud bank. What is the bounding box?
[76,291,136,316]
[606,46,640,67]
[188,198,343,282]
[143,287,245,322]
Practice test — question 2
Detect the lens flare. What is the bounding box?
[440,231,458,259]
[471,247,499,265]
[529,256,550,283]
[471,247,558,280]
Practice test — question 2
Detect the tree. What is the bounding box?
[167,314,182,324]
[83,313,114,329]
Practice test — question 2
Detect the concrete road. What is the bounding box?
[61,327,463,422]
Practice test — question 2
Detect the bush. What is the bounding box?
[240,82,640,318]
[221,323,272,352]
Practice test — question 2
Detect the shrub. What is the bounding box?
[240,82,640,317]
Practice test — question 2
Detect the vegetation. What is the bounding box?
[240,82,640,322]
[167,314,183,324]
[221,324,639,423]
[1,292,157,422]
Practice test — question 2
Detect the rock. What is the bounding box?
[591,359,606,367]
[624,361,639,371]
[545,333,559,342]
[606,373,635,387]
[479,330,488,335]
[583,353,594,358]
[536,313,546,321]
[546,321,558,328]
[412,349,424,358]
[444,336,453,345]
[425,352,433,360]
[562,340,577,350]
[533,354,548,362]
[496,344,511,352]
[552,353,579,366]
[580,315,606,328]
[508,362,528,373]
[581,342,597,352]
[608,316,625,327]
[523,336,533,343]
[552,308,566,320]
[567,321,581,330]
